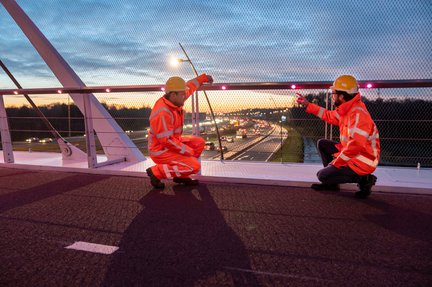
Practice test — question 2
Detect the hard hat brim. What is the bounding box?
[166,86,189,93]
[330,85,358,94]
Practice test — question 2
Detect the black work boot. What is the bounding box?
[311,183,340,191]
[173,177,199,186]
[146,167,165,189]
[355,174,377,199]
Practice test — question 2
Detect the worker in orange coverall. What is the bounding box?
[296,75,380,199]
[146,74,213,189]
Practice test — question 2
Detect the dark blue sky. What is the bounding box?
[0,0,431,107]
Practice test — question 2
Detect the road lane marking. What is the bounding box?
[65,241,118,254]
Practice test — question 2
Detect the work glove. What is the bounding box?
[206,75,214,84]
[295,92,309,106]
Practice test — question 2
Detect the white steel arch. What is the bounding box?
[0,0,145,163]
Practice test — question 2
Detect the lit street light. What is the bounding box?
[169,56,190,68]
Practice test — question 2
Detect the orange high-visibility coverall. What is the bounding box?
[148,74,210,179]
[306,93,380,175]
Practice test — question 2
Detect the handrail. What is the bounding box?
[1,79,431,95]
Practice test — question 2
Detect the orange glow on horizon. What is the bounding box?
[3,90,300,112]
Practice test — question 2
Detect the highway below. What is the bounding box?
[11,124,286,162]
[232,126,288,161]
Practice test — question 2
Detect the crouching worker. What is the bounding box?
[296,75,380,198]
[146,74,214,189]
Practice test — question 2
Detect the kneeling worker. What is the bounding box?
[296,75,380,198]
[146,74,213,189]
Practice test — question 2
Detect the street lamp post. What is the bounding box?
[175,59,200,137]
[68,95,71,137]
[269,97,283,163]
[170,43,224,160]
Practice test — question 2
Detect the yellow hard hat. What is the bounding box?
[330,75,359,94]
[165,76,188,92]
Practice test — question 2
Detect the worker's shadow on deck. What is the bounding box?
[103,183,260,287]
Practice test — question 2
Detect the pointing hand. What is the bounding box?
[295,93,309,106]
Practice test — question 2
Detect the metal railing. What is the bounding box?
[1,80,432,168]
[1,80,432,95]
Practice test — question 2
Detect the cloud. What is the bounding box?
[0,0,430,92]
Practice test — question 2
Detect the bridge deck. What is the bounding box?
[0,167,431,286]
[1,151,431,195]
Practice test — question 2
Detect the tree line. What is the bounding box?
[5,103,152,141]
[5,102,206,141]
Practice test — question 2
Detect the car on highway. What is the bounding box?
[216,145,228,152]
[25,137,39,143]
[39,138,53,143]
[226,137,234,143]
[204,142,215,151]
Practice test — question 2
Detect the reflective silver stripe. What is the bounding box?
[356,155,378,167]
[317,107,324,119]
[156,130,173,139]
[172,165,181,177]
[174,127,183,133]
[352,107,366,113]
[348,116,351,136]
[180,144,192,154]
[148,130,152,146]
[161,116,169,132]
[149,148,168,156]
[167,139,191,155]
[340,135,349,142]
[334,112,340,120]
[349,113,370,138]
[150,107,174,122]
[163,164,172,178]
[180,143,188,154]
[339,153,351,161]
[354,113,359,129]
[168,139,181,149]
[369,126,379,158]
[172,161,194,173]
[188,78,200,88]
[350,127,370,138]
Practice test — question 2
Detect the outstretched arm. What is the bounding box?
[296,93,340,126]
[185,74,213,99]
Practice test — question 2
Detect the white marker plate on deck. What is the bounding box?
[65,241,119,254]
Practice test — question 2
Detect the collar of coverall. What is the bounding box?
[162,95,184,110]
[336,93,361,116]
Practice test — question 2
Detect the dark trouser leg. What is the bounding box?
[356,174,378,199]
[317,165,361,185]
[317,139,339,167]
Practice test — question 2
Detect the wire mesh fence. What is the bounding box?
[2,85,431,167]
[0,1,431,166]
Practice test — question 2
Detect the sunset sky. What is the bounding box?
[0,0,430,110]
